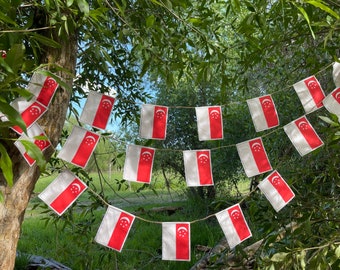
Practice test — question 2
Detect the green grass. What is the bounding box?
[18,171,250,269]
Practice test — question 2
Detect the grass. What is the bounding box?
[18,171,250,269]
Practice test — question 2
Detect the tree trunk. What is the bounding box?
[0,27,78,269]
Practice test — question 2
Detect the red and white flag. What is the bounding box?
[162,222,190,261]
[215,204,251,249]
[183,149,213,186]
[323,87,340,116]
[236,137,272,177]
[95,206,135,252]
[79,91,115,130]
[27,73,59,107]
[258,171,295,212]
[333,61,340,88]
[293,75,325,113]
[38,170,87,215]
[57,126,100,168]
[284,116,323,156]
[139,104,168,140]
[14,123,51,166]
[195,106,223,140]
[10,97,47,134]
[123,144,155,184]
[247,95,279,132]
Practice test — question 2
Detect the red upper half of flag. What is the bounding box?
[208,106,223,139]
[294,117,323,149]
[259,95,279,128]
[303,76,325,108]
[152,105,168,139]
[248,138,271,173]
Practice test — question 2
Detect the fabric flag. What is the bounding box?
[10,97,47,134]
[293,75,325,113]
[215,204,252,249]
[139,104,168,140]
[27,72,59,107]
[258,170,295,212]
[123,144,155,184]
[284,116,323,156]
[14,123,51,166]
[247,95,279,132]
[323,87,340,116]
[38,170,87,215]
[57,126,100,168]
[333,61,340,88]
[183,149,213,186]
[79,91,115,130]
[236,137,272,177]
[95,206,135,252]
[195,106,223,140]
[162,222,190,261]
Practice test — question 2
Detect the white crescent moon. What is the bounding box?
[271,176,281,184]
[71,183,81,191]
[198,153,209,160]
[141,151,152,156]
[102,98,113,106]
[120,216,131,224]
[261,98,272,105]
[31,105,42,114]
[251,142,261,148]
[307,80,317,87]
[230,209,240,217]
[85,135,96,141]
[298,121,308,129]
[156,109,166,114]
[210,109,220,115]
[177,226,188,232]
[335,90,340,100]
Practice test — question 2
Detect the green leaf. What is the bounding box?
[0,100,27,133]
[271,252,289,262]
[0,143,13,187]
[19,140,46,171]
[0,190,3,203]
[319,115,338,126]
[146,15,155,27]
[306,1,339,19]
[29,33,61,48]
[77,0,90,16]
[335,245,340,258]
[293,3,315,39]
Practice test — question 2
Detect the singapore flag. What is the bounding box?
[123,144,155,184]
[79,91,115,130]
[95,206,135,252]
[57,126,100,168]
[195,106,223,140]
[38,170,87,215]
[236,137,272,177]
[183,149,213,186]
[27,72,59,107]
[10,97,47,134]
[258,170,295,212]
[14,123,51,166]
[284,116,323,156]
[215,204,252,249]
[247,95,279,132]
[323,87,340,116]
[162,222,190,261]
[293,75,325,113]
[139,104,168,140]
[333,61,340,88]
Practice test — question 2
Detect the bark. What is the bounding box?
[0,27,78,269]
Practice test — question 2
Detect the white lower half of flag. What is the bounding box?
[236,138,272,177]
[293,76,325,113]
[258,170,295,212]
[183,150,213,186]
[38,170,87,215]
[215,204,252,249]
[162,222,190,261]
[283,116,323,156]
[57,126,100,168]
[139,104,168,140]
[123,144,155,184]
[323,87,340,116]
[95,206,135,252]
[195,106,223,140]
[333,61,340,88]
[247,95,279,132]
[79,91,115,130]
